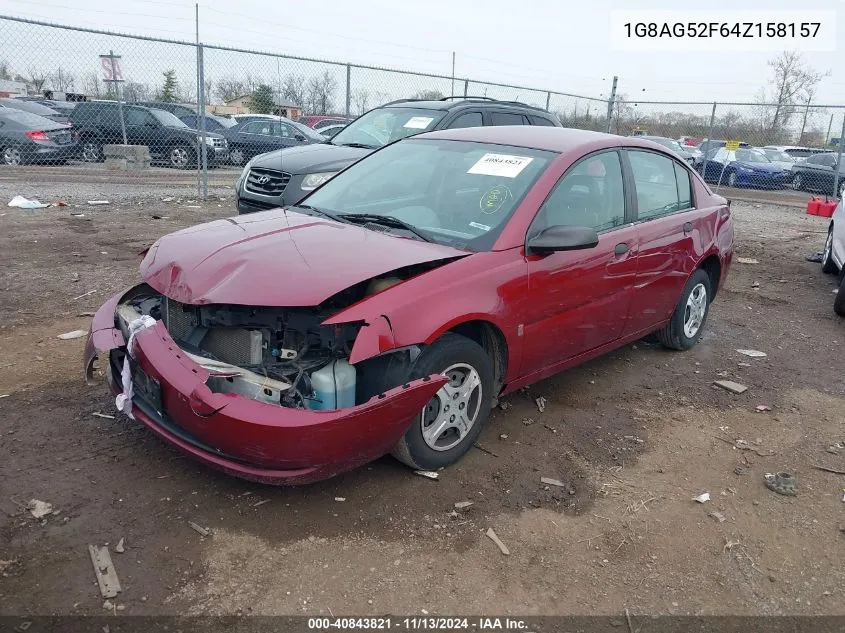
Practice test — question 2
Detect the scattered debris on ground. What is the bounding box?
[8,195,49,209]
[88,545,121,598]
[736,349,767,358]
[535,396,546,413]
[498,401,512,411]
[188,521,210,537]
[714,380,748,394]
[736,257,759,264]
[541,477,565,487]
[454,501,474,510]
[114,538,125,554]
[414,470,439,480]
[334,497,346,502]
[252,499,271,507]
[26,499,53,519]
[57,330,87,340]
[709,511,726,523]
[764,472,797,497]
[485,528,510,555]
[87,200,110,206]
[693,493,710,503]
[92,412,115,420]
[806,252,824,263]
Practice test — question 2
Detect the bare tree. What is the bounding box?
[281,74,309,108]
[123,81,151,102]
[763,51,828,134]
[27,68,48,94]
[411,89,444,100]
[215,76,246,103]
[81,72,102,97]
[307,71,338,114]
[203,77,214,105]
[352,88,370,115]
[0,60,11,80]
[49,67,75,92]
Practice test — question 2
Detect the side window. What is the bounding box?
[815,154,833,167]
[243,121,269,135]
[532,151,626,234]
[529,116,556,126]
[674,162,693,210]
[124,108,149,126]
[446,111,483,129]
[181,115,197,127]
[489,111,527,126]
[628,150,683,220]
[277,123,293,138]
[804,155,821,165]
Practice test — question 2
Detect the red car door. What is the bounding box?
[623,149,704,335]
[520,150,639,374]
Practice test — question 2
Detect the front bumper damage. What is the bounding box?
[84,290,446,484]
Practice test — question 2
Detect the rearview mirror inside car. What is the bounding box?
[526,225,599,255]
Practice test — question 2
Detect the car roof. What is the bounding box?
[382,97,552,114]
[416,126,671,153]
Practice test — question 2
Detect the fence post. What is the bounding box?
[345,64,351,119]
[463,79,468,98]
[834,112,845,198]
[197,43,208,199]
[701,102,717,186]
[604,75,617,134]
[545,91,551,111]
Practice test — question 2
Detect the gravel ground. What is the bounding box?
[1,196,844,619]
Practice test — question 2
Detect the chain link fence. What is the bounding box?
[1,14,844,200]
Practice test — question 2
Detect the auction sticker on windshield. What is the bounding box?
[468,153,534,178]
[403,116,435,129]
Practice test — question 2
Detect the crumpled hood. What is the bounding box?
[141,210,467,306]
[249,143,371,174]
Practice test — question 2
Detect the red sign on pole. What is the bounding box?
[99,54,123,82]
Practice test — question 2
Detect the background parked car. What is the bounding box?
[16,97,77,116]
[134,101,197,119]
[696,139,750,158]
[223,117,323,166]
[179,113,236,133]
[763,145,820,160]
[0,109,78,166]
[299,115,349,129]
[318,124,346,140]
[237,97,562,213]
[0,98,69,124]
[70,101,228,168]
[635,135,697,163]
[790,152,845,196]
[697,146,791,188]
[757,147,795,171]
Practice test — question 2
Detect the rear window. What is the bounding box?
[490,112,528,126]
[0,109,63,128]
[529,115,557,126]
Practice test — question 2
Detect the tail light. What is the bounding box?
[25,130,50,141]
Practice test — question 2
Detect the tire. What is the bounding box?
[822,228,838,274]
[391,333,494,470]
[838,179,845,199]
[792,173,803,191]
[168,144,195,169]
[229,147,246,166]
[2,146,23,166]
[835,274,845,317]
[657,269,712,351]
[726,170,738,187]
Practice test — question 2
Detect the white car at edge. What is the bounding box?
[821,199,845,315]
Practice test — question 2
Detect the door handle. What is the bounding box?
[614,243,629,256]
[683,222,693,234]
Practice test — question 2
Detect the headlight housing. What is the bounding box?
[300,171,338,191]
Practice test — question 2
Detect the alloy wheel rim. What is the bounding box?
[420,362,482,452]
[728,172,736,187]
[230,149,244,165]
[683,283,707,339]
[792,174,802,190]
[82,143,99,162]
[171,147,189,167]
[3,147,21,165]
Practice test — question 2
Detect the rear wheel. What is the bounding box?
[168,144,194,169]
[726,170,738,187]
[392,333,494,470]
[229,147,246,166]
[2,146,23,166]
[792,173,804,191]
[81,140,103,163]
[822,228,838,274]
[657,269,712,351]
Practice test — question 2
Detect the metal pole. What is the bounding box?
[826,113,834,146]
[833,112,845,198]
[345,64,351,119]
[451,52,455,97]
[463,79,468,98]
[111,51,127,146]
[194,4,204,198]
[198,44,208,199]
[701,102,717,184]
[545,91,551,111]
[798,95,811,145]
[604,75,617,134]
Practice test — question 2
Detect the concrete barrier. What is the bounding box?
[103,145,151,171]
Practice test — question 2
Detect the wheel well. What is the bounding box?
[449,320,508,396]
[699,255,721,297]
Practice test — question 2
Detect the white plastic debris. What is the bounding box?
[414,470,439,480]
[535,396,546,413]
[540,477,565,487]
[334,497,346,502]
[454,501,474,510]
[736,257,758,264]
[693,492,710,503]
[115,538,125,553]
[57,329,87,340]
[114,315,157,419]
[485,528,510,555]
[736,349,767,358]
[87,200,110,205]
[8,195,49,209]
[27,499,53,518]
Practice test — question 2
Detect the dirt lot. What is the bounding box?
[1,182,844,619]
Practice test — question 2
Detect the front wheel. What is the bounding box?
[168,144,195,169]
[392,333,494,470]
[229,147,246,166]
[2,146,23,166]
[657,269,712,351]
[822,228,838,274]
[792,173,804,191]
[726,170,738,187]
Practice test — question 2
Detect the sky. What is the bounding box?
[0,0,842,110]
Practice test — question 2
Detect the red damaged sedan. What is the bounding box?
[85,126,733,484]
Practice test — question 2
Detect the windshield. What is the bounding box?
[330,107,446,148]
[736,149,769,162]
[763,149,793,162]
[210,114,235,129]
[651,138,684,153]
[303,138,555,251]
[149,109,189,128]
[291,120,325,141]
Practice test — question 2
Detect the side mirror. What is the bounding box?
[526,225,599,255]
